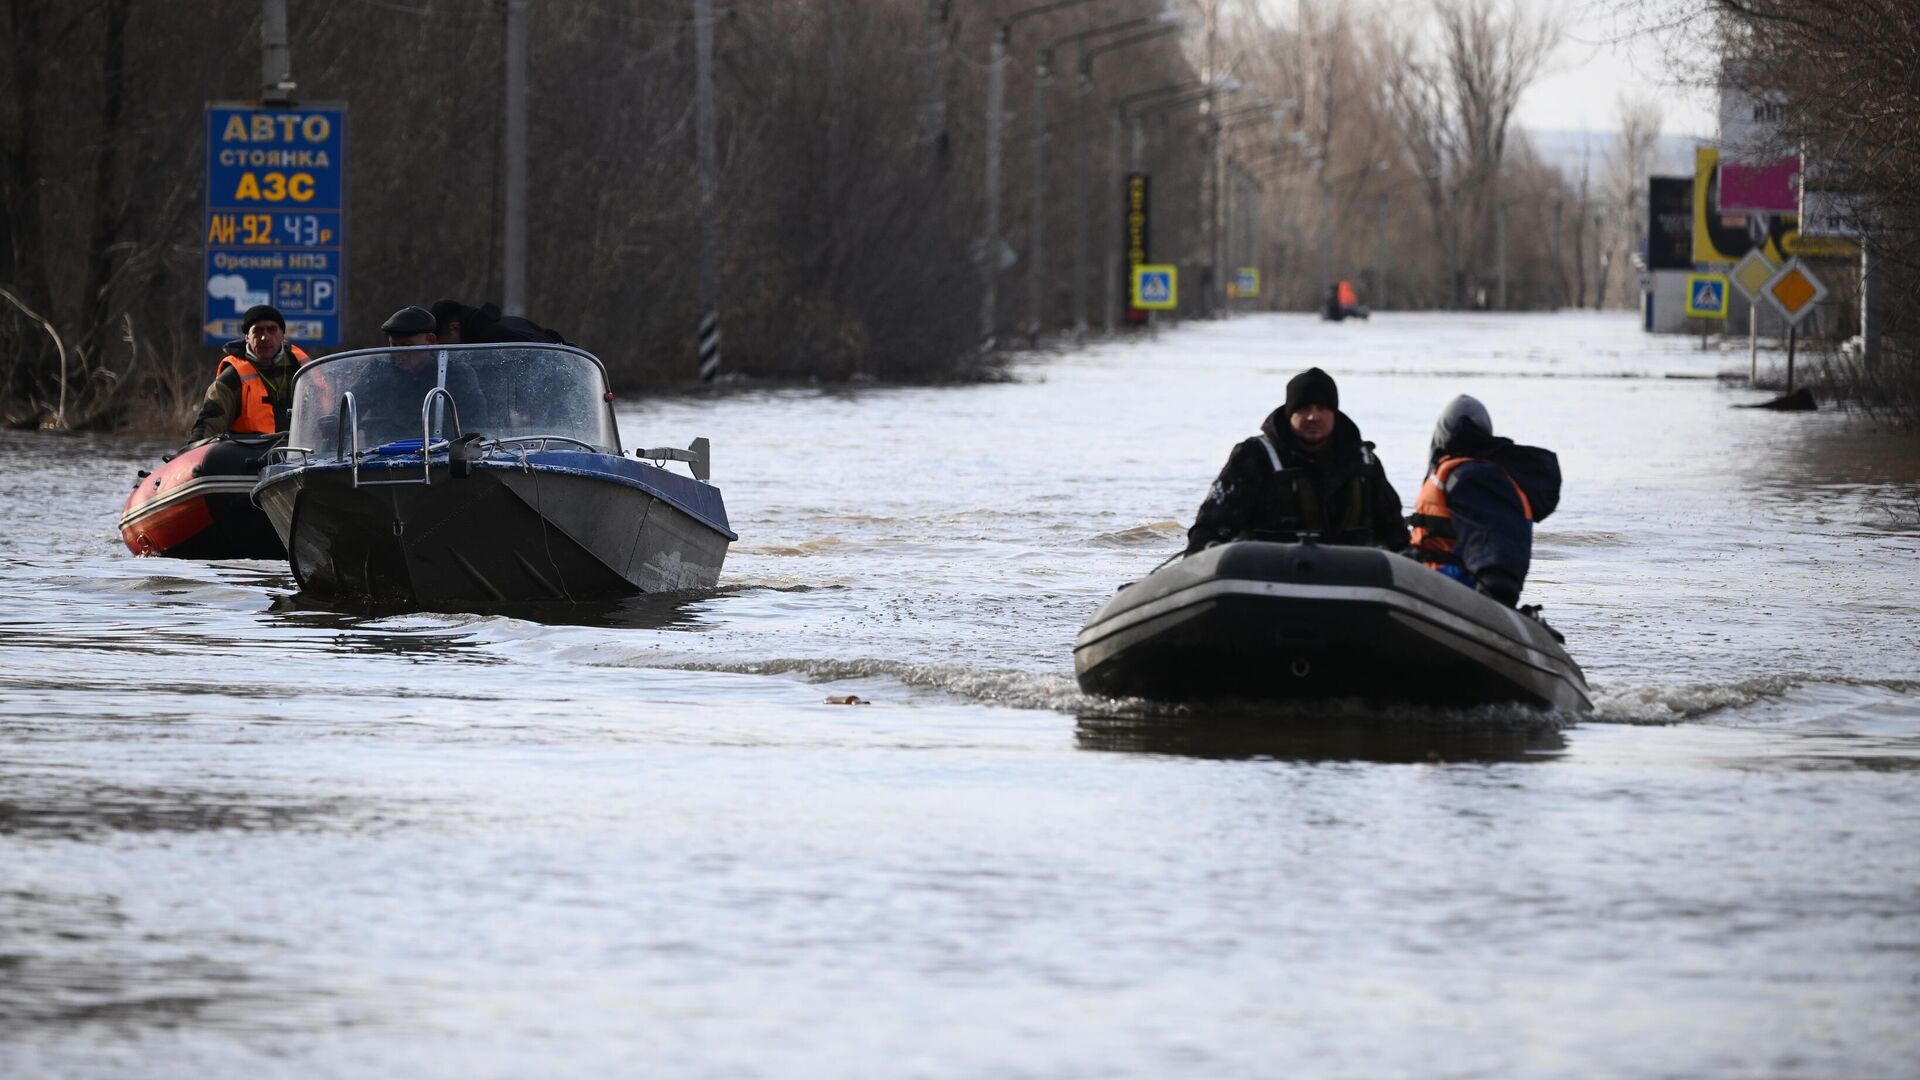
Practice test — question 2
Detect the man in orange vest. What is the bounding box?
[189,304,311,440]
[1407,395,1561,607]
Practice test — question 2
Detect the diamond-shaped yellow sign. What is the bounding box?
[1730,251,1776,301]
[1762,259,1827,325]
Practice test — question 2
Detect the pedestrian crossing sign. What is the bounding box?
[1132,265,1177,310]
[1684,273,1730,319]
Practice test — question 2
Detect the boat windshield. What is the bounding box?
[288,345,621,455]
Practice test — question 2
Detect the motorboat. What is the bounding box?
[1074,541,1591,712]
[119,434,287,559]
[252,342,734,605]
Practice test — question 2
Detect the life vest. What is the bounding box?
[1409,455,1533,566]
[1253,434,1376,542]
[1336,280,1358,308]
[217,345,310,434]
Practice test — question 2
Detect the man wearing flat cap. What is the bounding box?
[1182,367,1409,555]
[381,305,439,345]
[189,304,312,440]
[370,305,489,432]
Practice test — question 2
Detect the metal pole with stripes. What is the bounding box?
[697,308,720,382]
[694,0,721,381]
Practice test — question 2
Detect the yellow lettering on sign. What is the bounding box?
[250,115,275,142]
[302,115,330,142]
[207,214,236,245]
[232,172,317,203]
[222,114,248,142]
[241,214,273,244]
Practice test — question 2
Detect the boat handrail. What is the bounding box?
[417,387,463,486]
[487,434,603,455]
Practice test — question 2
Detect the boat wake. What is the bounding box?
[1590,675,1920,725]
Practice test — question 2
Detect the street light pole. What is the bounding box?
[504,0,528,316]
[980,25,1006,349]
[1028,50,1050,344]
[978,0,1119,351]
[1073,21,1188,343]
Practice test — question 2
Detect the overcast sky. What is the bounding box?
[1512,0,1717,135]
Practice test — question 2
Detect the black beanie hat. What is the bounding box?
[241,304,286,332]
[1285,367,1339,412]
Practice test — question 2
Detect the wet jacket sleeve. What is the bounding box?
[1445,461,1532,597]
[1184,439,1267,556]
[188,369,243,440]
[1367,457,1411,551]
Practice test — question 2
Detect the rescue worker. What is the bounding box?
[1183,367,1410,556]
[1407,395,1562,607]
[188,304,311,439]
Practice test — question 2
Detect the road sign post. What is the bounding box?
[203,103,347,348]
[1729,249,1777,382]
[1232,267,1259,299]
[1761,260,1827,392]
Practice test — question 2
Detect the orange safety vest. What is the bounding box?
[217,345,310,434]
[1409,456,1533,566]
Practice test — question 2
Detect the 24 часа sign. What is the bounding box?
[203,104,347,347]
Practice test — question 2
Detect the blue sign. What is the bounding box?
[203,103,347,347]
[1684,273,1728,319]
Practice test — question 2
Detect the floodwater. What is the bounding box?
[3,311,1917,1078]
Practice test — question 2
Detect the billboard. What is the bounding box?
[1646,176,1694,271]
[203,103,348,347]
[1123,173,1150,324]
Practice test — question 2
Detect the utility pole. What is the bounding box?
[261,0,293,104]
[1496,201,1508,310]
[1073,54,1091,343]
[924,0,949,172]
[694,0,720,380]
[1105,106,1121,336]
[1028,50,1051,344]
[981,26,1007,350]
[503,0,528,315]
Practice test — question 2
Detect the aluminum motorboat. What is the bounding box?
[253,343,734,605]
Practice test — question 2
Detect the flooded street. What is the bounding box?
[3,311,1918,1077]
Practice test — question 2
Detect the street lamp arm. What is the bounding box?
[1082,23,1185,77]
[1002,0,1109,38]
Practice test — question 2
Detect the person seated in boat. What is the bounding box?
[189,304,312,440]
[368,305,490,434]
[429,299,567,345]
[1408,395,1561,607]
[1183,367,1410,556]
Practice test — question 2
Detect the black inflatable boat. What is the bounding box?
[1074,541,1591,712]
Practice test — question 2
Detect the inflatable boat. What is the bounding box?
[119,435,287,559]
[1074,541,1591,712]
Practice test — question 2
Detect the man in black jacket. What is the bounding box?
[1183,367,1410,556]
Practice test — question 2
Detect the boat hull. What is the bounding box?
[254,452,732,605]
[1074,541,1591,712]
[119,437,286,559]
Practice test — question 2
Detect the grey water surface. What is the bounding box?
[3,312,1918,1078]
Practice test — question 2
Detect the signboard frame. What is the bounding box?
[203,101,348,348]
